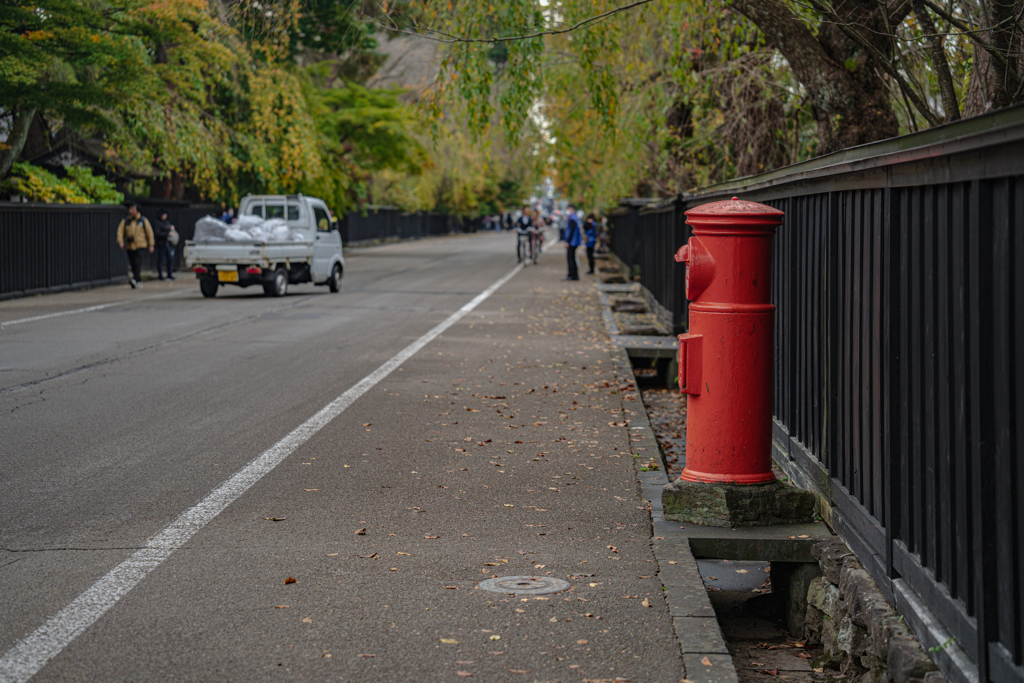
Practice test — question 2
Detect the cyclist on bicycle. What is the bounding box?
[515,208,537,263]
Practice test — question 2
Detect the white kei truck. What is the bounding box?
[184,194,345,298]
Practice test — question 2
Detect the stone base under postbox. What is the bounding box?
[662,479,816,527]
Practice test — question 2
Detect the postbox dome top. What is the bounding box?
[684,197,783,218]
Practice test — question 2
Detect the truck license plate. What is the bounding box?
[218,270,239,282]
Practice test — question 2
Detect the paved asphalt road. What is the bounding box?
[0,232,686,682]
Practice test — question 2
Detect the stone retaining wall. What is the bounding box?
[800,539,945,683]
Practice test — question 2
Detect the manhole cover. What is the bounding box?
[477,576,572,595]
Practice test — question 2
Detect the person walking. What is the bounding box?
[563,206,582,281]
[152,209,177,281]
[116,203,155,289]
[584,214,598,275]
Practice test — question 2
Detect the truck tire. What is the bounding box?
[200,278,218,298]
[328,263,342,293]
[265,267,288,297]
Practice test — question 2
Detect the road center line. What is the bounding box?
[1,291,180,327]
[0,262,525,683]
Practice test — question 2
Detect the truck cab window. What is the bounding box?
[288,205,300,221]
[314,207,330,232]
[266,205,284,219]
[249,205,263,217]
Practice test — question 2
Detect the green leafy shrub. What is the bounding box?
[65,166,124,203]
[2,163,123,204]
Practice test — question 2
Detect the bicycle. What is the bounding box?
[527,227,543,264]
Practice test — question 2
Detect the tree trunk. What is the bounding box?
[150,175,173,199]
[963,45,997,117]
[982,0,1022,109]
[0,108,38,180]
[729,0,899,154]
[914,0,960,120]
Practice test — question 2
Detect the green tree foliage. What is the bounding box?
[400,0,1016,207]
[0,0,154,177]
[1,0,429,211]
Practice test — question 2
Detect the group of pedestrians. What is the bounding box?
[116,203,178,288]
[561,206,599,281]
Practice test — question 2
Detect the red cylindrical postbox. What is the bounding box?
[675,197,783,484]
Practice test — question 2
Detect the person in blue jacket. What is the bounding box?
[584,214,598,275]
[563,206,582,281]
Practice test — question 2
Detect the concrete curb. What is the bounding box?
[599,285,740,683]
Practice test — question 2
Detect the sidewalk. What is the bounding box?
[252,249,691,682]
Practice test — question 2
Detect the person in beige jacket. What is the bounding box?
[116,203,155,288]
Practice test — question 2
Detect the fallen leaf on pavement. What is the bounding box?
[483,562,500,566]
[274,605,289,608]
[357,654,375,658]
[757,668,779,676]
[797,652,812,659]
[444,585,458,589]
[608,421,627,427]
[641,598,651,607]
[489,635,501,641]
[440,639,459,644]
[509,670,528,674]
[354,528,366,535]
[701,657,713,666]
[425,535,439,539]
[362,423,372,426]
[283,577,296,585]
[465,407,480,412]
[607,545,618,553]
[577,639,588,645]
[456,671,473,677]
[357,553,378,559]
[735,569,749,574]
[263,517,286,522]
[302,618,312,623]
[397,552,412,556]
[304,489,319,491]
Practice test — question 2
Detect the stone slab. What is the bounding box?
[653,519,832,562]
[674,616,731,654]
[682,654,741,683]
[610,334,679,358]
[663,478,817,527]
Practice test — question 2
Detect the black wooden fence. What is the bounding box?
[340,206,477,244]
[609,104,1024,683]
[0,202,475,300]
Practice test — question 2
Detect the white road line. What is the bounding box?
[1,291,180,327]
[0,262,524,683]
